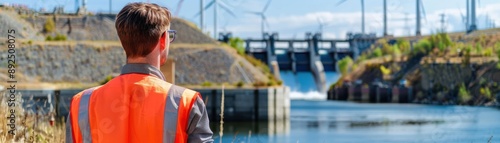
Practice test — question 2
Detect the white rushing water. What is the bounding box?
[280,71,340,100]
[289,91,327,100]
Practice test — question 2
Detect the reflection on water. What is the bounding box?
[213,100,500,143]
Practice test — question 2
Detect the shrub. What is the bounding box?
[396,39,411,54]
[229,37,245,55]
[276,80,283,85]
[372,48,383,58]
[100,75,114,85]
[202,81,212,87]
[412,39,432,55]
[244,55,270,73]
[483,48,493,57]
[338,56,354,75]
[267,80,277,86]
[44,18,55,33]
[480,87,492,100]
[458,83,471,104]
[46,34,67,41]
[54,33,67,41]
[380,65,391,75]
[392,45,401,55]
[45,35,53,41]
[235,81,244,87]
[475,43,483,55]
[253,81,267,87]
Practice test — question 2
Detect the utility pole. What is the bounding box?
[200,0,204,32]
[440,13,446,33]
[383,0,387,36]
[416,0,421,36]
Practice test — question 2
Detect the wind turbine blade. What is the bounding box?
[175,0,185,16]
[218,2,237,17]
[317,17,325,24]
[458,4,466,24]
[335,0,349,6]
[192,0,215,18]
[263,0,272,12]
[420,0,427,23]
[263,15,270,28]
[244,11,262,15]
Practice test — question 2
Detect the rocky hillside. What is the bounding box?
[0,8,43,40]
[334,33,500,105]
[0,42,267,85]
[0,6,269,88]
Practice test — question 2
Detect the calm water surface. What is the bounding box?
[213,100,500,143]
[212,71,500,143]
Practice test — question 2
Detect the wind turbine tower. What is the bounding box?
[200,0,204,32]
[361,0,365,34]
[214,0,218,38]
[468,0,477,32]
[416,0,421,36]
[383,0,387,36]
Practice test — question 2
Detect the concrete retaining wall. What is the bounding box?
[328,85,414,103]
[13,86,290,122]
[196,86,290,122]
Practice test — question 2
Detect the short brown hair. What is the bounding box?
[115,2,172,58]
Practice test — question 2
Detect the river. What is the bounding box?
[211,72,500,143]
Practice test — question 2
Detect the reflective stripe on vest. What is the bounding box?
[78,88,96,143]
[164,85,199,143]
[70,85,198,143]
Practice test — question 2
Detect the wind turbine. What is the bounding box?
[336,0,365,34]
[246,0,272,38]
[194,0,236,38]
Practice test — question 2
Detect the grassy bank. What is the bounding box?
[0,92,64,142]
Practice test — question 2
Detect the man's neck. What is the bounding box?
[127,57,160,69]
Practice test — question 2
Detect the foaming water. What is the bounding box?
[289,91,327,100]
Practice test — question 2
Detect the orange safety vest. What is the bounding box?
[66,71,199,143]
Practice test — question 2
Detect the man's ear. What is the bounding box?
[160,31,167,51]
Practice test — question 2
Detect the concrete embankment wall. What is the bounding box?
[329,84,414,103]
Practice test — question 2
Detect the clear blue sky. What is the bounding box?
[2,0,500,39]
